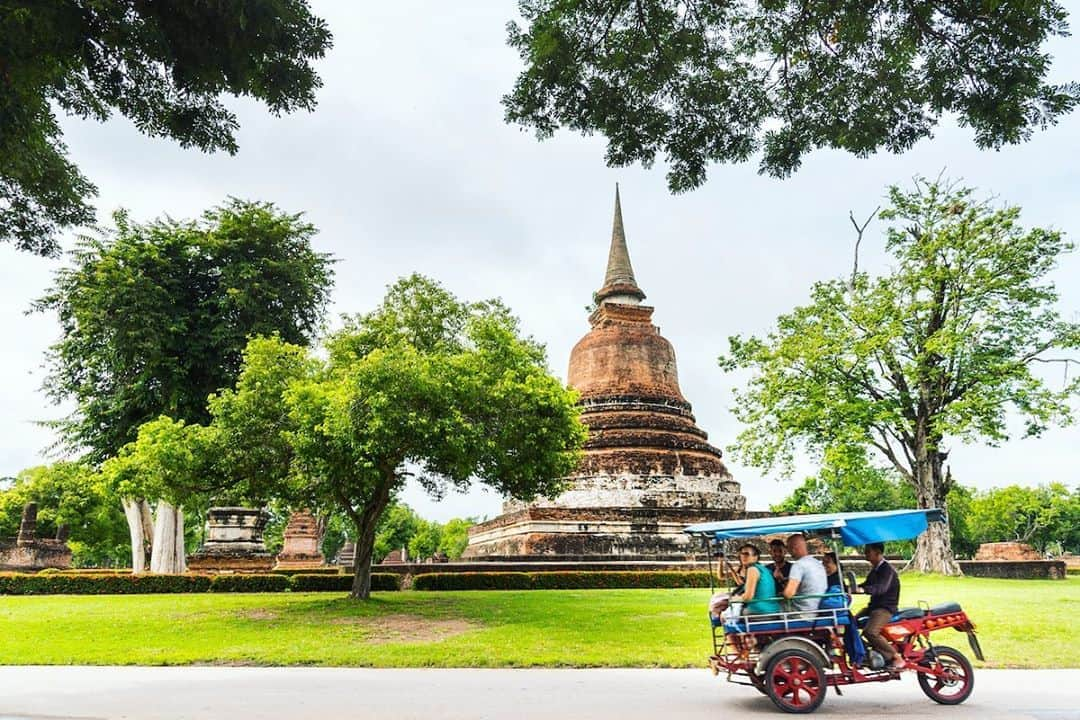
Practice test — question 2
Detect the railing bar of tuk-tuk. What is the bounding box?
[734,609,843,634]
[726,596,849,634]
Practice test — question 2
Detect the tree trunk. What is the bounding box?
[907,437,961,575]
[121,498,151,573]
[350,521,378,600]
[139,499,154,551]
[149,501,187,574]
[349,481,394,600]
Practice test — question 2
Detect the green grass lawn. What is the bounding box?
[1,575,1075,668]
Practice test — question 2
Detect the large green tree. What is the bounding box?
[0,1,331,255]
[38,200,334,462]
[283,275,586,598]
[38,200,334,572]
[721,177,1080,573]
[505,1,1078,191]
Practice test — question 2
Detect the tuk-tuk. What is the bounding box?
[684,509,983,714]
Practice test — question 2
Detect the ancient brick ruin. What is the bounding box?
[274,510,325,570]
[0,502,72,571]
[973,541,1043,561]
[464,188,745,560]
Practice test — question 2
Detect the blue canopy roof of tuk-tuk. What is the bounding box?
[683,508,946,546]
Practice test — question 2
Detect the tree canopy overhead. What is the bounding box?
[0,0,332,255]
[721,176,1080,573]
[504,1,1078,191]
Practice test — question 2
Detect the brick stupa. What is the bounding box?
[464,188,745,560]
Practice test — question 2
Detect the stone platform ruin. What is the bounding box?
[0,503,72,571]
[962,541,1065,579]
[465,188,745,561]
[188,507,274,573]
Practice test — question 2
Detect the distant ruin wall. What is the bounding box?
[958,560,1066,579]
[0,540,72,571]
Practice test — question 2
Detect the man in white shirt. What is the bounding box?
[782,533,827,615]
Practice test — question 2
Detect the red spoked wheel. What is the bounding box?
[917,646,974,705]
[765,649,827,714]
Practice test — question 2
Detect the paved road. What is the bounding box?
[0,668,1075,720]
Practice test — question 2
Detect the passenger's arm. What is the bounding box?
[736,566,759,602]
[783,577,799,600]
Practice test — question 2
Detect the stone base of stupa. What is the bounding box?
[463,474,746,560]
[187,507,275,573]
[187,552,276,573]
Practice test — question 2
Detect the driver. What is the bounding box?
[853,542,905,671]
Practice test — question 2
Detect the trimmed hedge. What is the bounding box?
[0,570,710,594]
[270,567,342,576]
[412,571,711,591]
[0,571,404,595]
[290,573,401,592]
[209,574,291,593]
[529,571,711,590]
[0,572,211,595]
[413,572,533,591]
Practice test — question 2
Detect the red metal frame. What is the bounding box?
[710,608,978,688]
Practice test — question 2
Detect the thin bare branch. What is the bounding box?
[848,206,879,288]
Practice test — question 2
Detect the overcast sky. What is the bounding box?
[1,2,1078,521]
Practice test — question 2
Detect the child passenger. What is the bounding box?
[823,551,841,588]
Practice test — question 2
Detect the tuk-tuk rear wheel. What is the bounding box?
[747,670,768,695]
[765,648,827,714]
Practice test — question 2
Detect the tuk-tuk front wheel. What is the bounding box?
[765,648,827,713]
[917,646,974,705]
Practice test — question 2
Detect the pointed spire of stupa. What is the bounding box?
[596,184,646,305]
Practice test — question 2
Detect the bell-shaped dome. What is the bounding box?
[564,187,729,479]
[568,303,684,403]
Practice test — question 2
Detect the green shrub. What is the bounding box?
[371,573,402,591]
[209,574,291,593]
[290,573,401,592]
[0,572,211,595]
[412,572,532,591]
